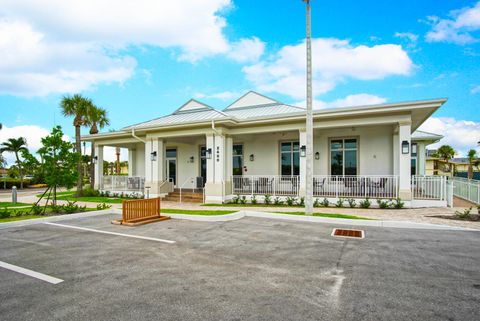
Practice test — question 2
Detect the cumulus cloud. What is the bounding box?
[243,38,413,99]
[418,117,480,156]
[0,0,264,96]
[295,93,387,110]
[425,2,480,45]
[471,85,480,94]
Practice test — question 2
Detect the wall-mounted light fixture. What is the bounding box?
[315,152,320,160]
[249,154,255,162]
[300,145,306,157]
[401,141,410,154]
[189,156,194,163]
[205,148,212,159]
[93,156,98,164]
[150,151,157,161]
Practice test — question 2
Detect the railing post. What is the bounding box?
[273,177,276,197]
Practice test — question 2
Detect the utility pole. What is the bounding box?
[304,0,314,214]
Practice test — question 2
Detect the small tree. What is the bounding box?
[37,126,79,205]
[436,145,456,176]
[0,138,28,188]
[467,149,479,180]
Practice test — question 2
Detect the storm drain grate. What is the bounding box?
[331,228,364,239]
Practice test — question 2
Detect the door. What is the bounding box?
[200,146,207,187]
[166,148,177,186]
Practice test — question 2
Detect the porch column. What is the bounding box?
[398,121,412,200]
[225,136,233,195]
[145,138,163,196]
[392,133,399,176]
[205,133,227,203]
[94,145,104,190]
[299,129,307,197]
[128,148,136,176]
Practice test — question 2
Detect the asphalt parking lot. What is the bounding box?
[0,214,479,321]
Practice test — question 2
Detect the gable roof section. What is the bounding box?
[173,99,213,114]
[225,91,280,110]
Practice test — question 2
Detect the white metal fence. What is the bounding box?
[452,177,480,204]
[411,175,447,200]
[313,175,398,199]
[100,176,145,192]
[232,175,300,196]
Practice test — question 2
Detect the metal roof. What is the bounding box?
[223,103,305,119]
[411,130,443,140]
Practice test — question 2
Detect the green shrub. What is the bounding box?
[297,197,305,206]
[391,198,405,209]
[81,186,99,197]
[313,198,320,207]
[232,195,240,204]
[264,194,272,205]
[96,203,112,210]
[273,197,284,206]
[359,198,371,209]
[455,207,472,220]
[62,200,80,214]
[251,195,257,205]
[335,198,345,208]
[286,196,295,206]
[0,207,11,218]
[347,198,356,208]
[30,204,45,215]
[240,196,247,204]
[376,199,390,209]
[321,198,330,207]
[49,204,63,213]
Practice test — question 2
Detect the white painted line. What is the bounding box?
[43,222,176,244]
[0,260,63,284]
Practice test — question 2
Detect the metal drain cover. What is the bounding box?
[331,228,364,239]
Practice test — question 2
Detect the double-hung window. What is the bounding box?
[280,142,300,176]
[232,144,243,175]
[330,138,358,176]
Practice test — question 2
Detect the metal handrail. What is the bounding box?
[179,177,205,203]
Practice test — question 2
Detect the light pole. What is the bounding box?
[304,0,314,214]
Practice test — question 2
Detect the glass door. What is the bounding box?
[166,148,177,186]
[200,147,207,187]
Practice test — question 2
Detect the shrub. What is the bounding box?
[313,198,320,207]
[264,194,272,205]
[347,198,356,208]
[297,197,305,206]
[30,204,45,215]
[376,199,390,209]
[286,196,295,206]
[359,198,371,209]
[49,204,63,213]
[240,196,247,204]
[321,198,330,207]
[96,203,112,210]
[0,207,10,218]
[81,186,99,197]
[232,195,240,204]
[391,198,405,209]
[273,197,284,206]
[455,207,472,220]
[62,200,80,214]
[335,198,345,208]
[251,195,257,205]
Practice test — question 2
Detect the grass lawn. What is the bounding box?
[203,203,305,208]
[37,191,124,204]
[0,202,32,207]
[161,209,238,215]
[0,215,45,223]
[273,211,373,220]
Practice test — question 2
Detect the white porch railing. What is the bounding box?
[452,177,480,204]
[100,176,145,192]
[412,175,447,201]
[232,175,300,196]
[313,175,398,199]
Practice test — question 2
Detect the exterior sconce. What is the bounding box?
[93,156,98,164]
[315,152,320,160]
[300,145,306,157]
[150,151,157,161]
[205,148,212,159]
[189,156,194,163]
[401,141,409,154]
[249,154,254,162]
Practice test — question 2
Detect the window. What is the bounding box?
[233,144,243,175]
[281,142,300,176]
[166,149,177,158]
[411,143,418,175]
[330,138,357,176]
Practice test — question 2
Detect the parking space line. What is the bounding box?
[43,222,176,244]
[0,261,63,284]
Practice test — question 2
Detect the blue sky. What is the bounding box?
[0,0,479,161]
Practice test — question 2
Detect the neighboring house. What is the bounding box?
[83,91,448,207]
[426,153,480,179]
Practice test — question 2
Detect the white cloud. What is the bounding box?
[194,90,243,100]
[395,32,419,42]
[425,2,480,45]
[227,37,265,63]
[0,0,265,96]
[471,85,480,94]
[295,93,387,110]
[243,38,413,99]
[419,117,480,156]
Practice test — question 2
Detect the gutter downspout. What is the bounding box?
[131,128,146,143]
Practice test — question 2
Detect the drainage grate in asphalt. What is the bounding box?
[331,228,364,239]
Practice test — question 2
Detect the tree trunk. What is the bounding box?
[90,142,95,188]
[15,152,24,189]
[75,125,82,197]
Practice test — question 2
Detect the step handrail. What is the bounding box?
[179,177,204,203]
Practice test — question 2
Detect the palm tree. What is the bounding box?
[0,138,28,188]
[60,94,94,196]
[84,106,109,188]
[436,145,456,176]
[467,149,479,180]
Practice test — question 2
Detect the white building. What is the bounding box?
[83,91,448,207]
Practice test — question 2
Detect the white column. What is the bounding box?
[158,140,165,182]
[398,121,412,200]
[417,142,426,175]
[206,134,215,183]
[299,129,307,197]
[144,139,153,184]
[225,137,233,182]
[214,135,226,183]
[392,133,399,176]
[144,138,164,196]
[205,133,227,203]
[128,149,136,176]
[94,145,104,190]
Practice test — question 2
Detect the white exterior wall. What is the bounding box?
[165,137,205,188]
[135,143,145,177]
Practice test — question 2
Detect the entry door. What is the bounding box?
[166,148,177,186]
[200,146,207,187]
